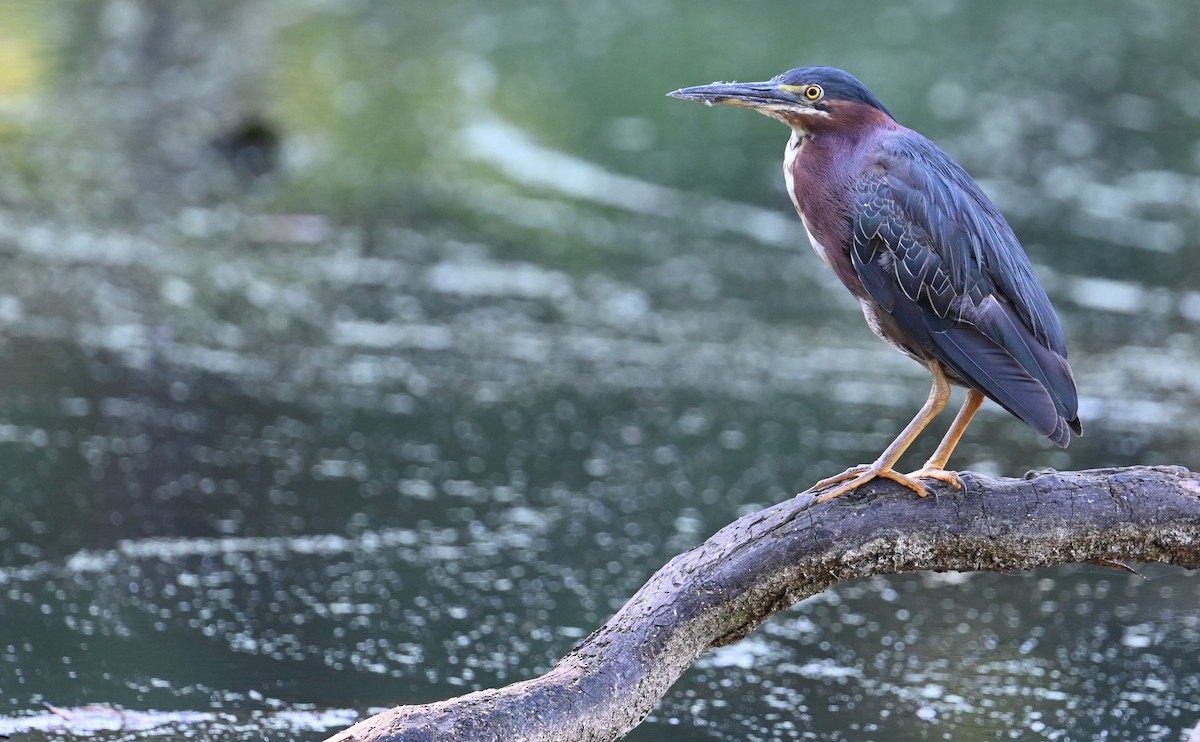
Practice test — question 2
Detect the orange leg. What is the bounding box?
[807,364,952,503]
[906,389,985,488]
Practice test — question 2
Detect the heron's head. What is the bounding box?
[669,66,894,135]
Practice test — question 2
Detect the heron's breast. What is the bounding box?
[784,135,867,299]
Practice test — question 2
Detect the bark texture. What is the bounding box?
[326,465,1200,742]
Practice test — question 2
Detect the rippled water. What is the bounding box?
[1,1,1199,740]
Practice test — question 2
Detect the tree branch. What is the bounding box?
[326,465,1200,742]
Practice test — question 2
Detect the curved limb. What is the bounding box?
[807,364,952,503]
[906,389,985,488]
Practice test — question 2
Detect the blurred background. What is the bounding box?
[1,0,1198,739]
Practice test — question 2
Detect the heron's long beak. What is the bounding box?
[667,81,801,111]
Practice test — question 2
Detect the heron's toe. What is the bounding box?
[875,469,931,497]
[808,466,930,503]
[803,465,872,494]
[907,467,963,490]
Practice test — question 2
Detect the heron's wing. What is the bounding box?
[852,134,1080,445]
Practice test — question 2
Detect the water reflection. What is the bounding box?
[0,0,1198,740]
[661,567,1200,740]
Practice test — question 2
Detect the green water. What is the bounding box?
[1,1,1198,739]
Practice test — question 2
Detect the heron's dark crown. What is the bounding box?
[775,66,893,119]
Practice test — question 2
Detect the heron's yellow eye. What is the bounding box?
[803,84,823,101]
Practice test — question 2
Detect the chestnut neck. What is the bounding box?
[786,99,897,143]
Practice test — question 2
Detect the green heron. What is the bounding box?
[669,67,1080,502]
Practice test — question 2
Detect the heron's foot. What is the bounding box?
[906,467,964,490]
[809,465,931,503]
